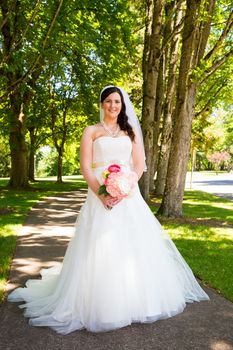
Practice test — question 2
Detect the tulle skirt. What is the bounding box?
[8,186,209,334]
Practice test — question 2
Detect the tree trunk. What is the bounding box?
[158,84,197,217]
[151,1,180,193]
[158,0,215,217]
[50,92,69,184]
[1,0,63,188]
[155,1,183,196]
[57,150,63,183]
[141,0,165,200]
[8,94,29,188]
[28,127,36,181]
[158,0,201,217]
[149,53,164,191]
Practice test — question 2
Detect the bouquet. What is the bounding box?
[98,164,138,198]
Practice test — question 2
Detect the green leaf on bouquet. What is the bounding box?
[98,185,109,196]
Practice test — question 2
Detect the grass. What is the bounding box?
[187,170,228,176]
[150,190,233,301]
[0,176,87,301]
[1,178,233,303]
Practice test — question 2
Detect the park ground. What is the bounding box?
[0,171,232,349]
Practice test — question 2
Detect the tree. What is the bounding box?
[140,0,165,200]
[154,0,184,196]
[158,0,233,217]
[0,0,64,188]
[0,0,140,187]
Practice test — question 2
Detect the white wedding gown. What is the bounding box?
[8,136,209,334]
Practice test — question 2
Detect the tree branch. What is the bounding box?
[0,0,64,103]
[14,0,64,84]
[14,0,41,50]
[0,9,9,31]
[204,10,233,61]
[160,4,185,59]
[199,48,233,85]
[195,83,224,117]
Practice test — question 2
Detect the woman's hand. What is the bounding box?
[107,196,123,208]
[98,194,113,210]
[98,194,122,210]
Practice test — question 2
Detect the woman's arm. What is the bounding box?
[132,130,145,180]
[80,126,100,195]
[80,126,113,209]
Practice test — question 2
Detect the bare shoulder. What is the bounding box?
[82,124,101,141]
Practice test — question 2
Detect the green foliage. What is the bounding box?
[0,136,10,177]
[36,145,81,177]
[192,102,233,170]
[0,0,142,184]
[98,185,109,196]
[189,2,233,172]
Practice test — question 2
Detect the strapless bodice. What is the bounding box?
[92,136,132,167]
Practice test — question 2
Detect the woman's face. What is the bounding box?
[101,92,122,121]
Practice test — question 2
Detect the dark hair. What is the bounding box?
[100,86,135,141]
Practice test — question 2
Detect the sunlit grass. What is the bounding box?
[187,170,228,176]
[164,225,233,301]
[183,190,233,223]
[150,189,233,301]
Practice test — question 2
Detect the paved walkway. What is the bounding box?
[186,172,233,200]
[0,191,233,350]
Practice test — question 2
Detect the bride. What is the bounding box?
[8,85,209,334]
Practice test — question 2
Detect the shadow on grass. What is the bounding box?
[157,215,233,229]
[183,202,233,223]
[0,234,17,275]
[150,189,233,225]
[0,177,88,192]
[184,189,233,204]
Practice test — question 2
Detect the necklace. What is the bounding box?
[101,121,121,138]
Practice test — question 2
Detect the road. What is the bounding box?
[185,171,233,200]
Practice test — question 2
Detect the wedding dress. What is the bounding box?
[8,135,209,334]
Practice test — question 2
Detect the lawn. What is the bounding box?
[150,190,233,301]
[0,178,232,303]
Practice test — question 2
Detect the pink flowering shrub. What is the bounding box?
[207,151,231,172]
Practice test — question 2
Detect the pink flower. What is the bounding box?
[104,171,138,198]
[107,164,121,173]
[98,162,138,198]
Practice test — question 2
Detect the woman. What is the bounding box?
[8,86,209,334]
